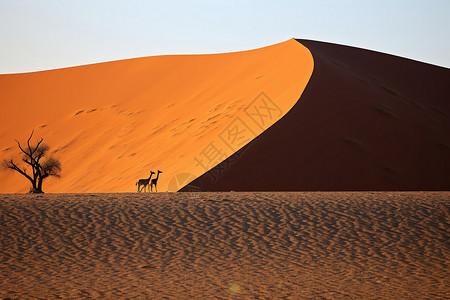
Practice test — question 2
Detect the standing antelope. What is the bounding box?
[136,171,155,192]
[150,170,163,192]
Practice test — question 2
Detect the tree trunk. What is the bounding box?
[36,176,44,193]
[32,179,37,190]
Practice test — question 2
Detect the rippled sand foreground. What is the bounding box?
[1,192,448,299]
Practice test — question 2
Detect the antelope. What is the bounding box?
[150,170,163,192]
[136,171,155,192]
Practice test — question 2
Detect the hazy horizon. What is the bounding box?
[1,0,449,74]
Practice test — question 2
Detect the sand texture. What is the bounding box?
[1,192,448,299]
[185,39,450,192]
[0,39,313,193]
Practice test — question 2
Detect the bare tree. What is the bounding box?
[2,130,61,193]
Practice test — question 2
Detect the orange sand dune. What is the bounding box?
[0,39,313,193]
[184,39,450,191]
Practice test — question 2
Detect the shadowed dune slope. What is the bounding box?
[0,39,313,193]
[182,39,450,191]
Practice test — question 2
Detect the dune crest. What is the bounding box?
[0,39,313,193]
[183,39,450,191]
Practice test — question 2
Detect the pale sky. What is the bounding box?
[1,0,449,74]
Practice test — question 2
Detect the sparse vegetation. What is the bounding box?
[2,130,61,193]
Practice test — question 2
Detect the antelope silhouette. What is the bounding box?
[136,171,155,192]
[151,170,163,192]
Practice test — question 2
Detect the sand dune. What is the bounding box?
[0,39,313,193]
[185,39,450,191]
[0,192,448,299]
[2,38,448,193]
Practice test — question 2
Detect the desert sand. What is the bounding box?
[2,38,448,194]
[0,39,313,193]
[1,39,449,300]
[185,39,450,192]
[0,192,448,299]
